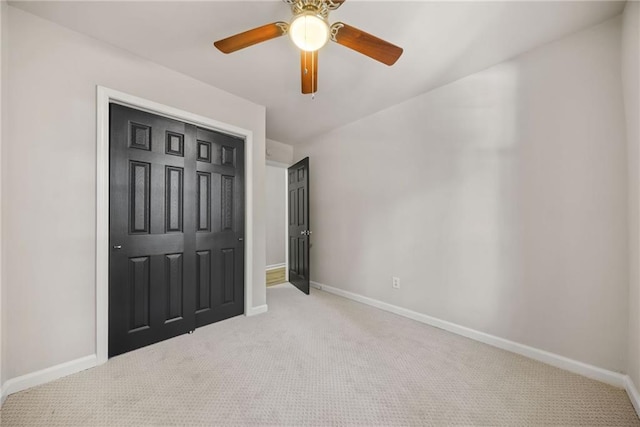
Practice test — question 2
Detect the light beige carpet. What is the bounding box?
[1,283,638,426]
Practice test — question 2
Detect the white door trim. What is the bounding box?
[96,86,255,365]
[284,167,289,282]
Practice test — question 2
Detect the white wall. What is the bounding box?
[623,1,640,390]
[266,166,286,267]
[294,17,628,372]
[0,0,6,396]
[3,6,267,381]
[266,138,294,165]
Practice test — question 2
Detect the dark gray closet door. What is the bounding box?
[109,104,245,357]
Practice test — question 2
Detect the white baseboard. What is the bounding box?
[625,375,640,417]
[1,291,636,419]
[0,354,97,404]
[1,382,7,406]
[0,303,268,404]
[246,304,268,316]
[311,281,626,388]
[266,263,286,271]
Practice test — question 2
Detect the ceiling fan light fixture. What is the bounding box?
[289,12,329,52]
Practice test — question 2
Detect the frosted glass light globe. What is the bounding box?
[289,13,329,52]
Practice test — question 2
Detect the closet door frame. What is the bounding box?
[96,86,256,365]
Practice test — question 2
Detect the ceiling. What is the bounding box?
[10,0,625,144]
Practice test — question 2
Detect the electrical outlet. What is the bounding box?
[392,277,400,289]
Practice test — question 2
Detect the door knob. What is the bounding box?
[113,245,122,250]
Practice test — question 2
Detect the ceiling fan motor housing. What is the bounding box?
[284,0,342,19]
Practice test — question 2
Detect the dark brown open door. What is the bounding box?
[288,157,310,294]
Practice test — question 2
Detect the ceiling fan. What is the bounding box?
[213,0,403,95]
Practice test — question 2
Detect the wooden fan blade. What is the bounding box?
[301,50,318,94]
[330,22,403,66]
[326,0,347,10]
[214,22,288,54]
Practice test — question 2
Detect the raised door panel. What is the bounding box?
[197,172,211,232]
[221,175,234,231]
[166,131,184,157]
[297,238,306,280]
[297,187,305,226]
[197,140,212,163]
[196,250,211,312]
[290,236,297,273]
[129,161,150,234]
[165,167,184,233]
[289,189,296,226]
[222,146,235,167]
[222,248,235,304]
[165,253,183,322]
[129,256,151,332]
[130,122,151,151]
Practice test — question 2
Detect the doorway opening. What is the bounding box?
[266,162,289,287]
[264,156,311,294]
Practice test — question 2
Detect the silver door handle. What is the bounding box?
[301,231,305,235]
[113,245,122,250]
